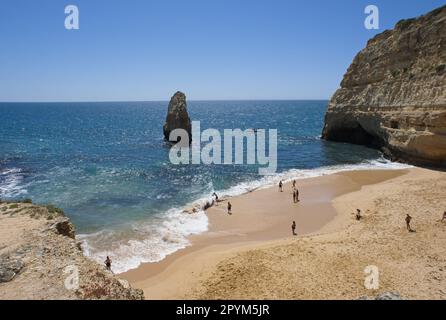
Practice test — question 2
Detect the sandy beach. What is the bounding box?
[121,167,446,300]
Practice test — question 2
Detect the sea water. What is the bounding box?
[0,101,410,273]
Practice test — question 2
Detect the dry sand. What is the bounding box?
[122,167,446,300]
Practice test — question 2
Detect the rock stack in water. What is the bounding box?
[322,5,446,167]
[163,91,192,143]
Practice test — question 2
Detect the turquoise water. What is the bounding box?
[0,101,405,272]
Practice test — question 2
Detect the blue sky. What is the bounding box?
[0,0,444,101]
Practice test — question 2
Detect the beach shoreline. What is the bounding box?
[120,167,436,299]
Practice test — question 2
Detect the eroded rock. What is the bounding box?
[0,256,23,283]
[163,91,192,143]
[322,5,446,167]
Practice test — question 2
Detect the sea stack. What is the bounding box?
[322,5,446,167]
[163,91,192,143]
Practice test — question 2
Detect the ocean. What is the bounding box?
[0,101,410,273]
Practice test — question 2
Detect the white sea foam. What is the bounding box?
[0,168,28,198]
[217,157,411,198]
[78,157,411,274]
[78,207,209,274]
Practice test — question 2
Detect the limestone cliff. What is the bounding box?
[0,200,144,300]
[322,5,446,167]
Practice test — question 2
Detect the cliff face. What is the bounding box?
[0,201,144,300]
[322,5,446,167]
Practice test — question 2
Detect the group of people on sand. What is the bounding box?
[278,179,302,236]
[212,192,232,215]
[278,179,300,203]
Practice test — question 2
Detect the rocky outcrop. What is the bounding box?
[322,5,446,167]
[0,201,144,300]
[163,91,192,143]
[0,256,23,283]
[359,292,403,300]
[51,217,76,239]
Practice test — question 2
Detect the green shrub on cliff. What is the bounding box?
[45,204,65,216]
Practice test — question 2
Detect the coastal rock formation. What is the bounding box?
[0,256,23,283]
[0,201,144,300]
[163,91,192,143]
[359,292,403,300]
[322,5,446,167]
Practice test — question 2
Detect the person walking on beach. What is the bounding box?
[293,190,297,203]
[292,180,296,190]
[212,192,219,205]
[295,188,300,202]
[356,209,362,221]
[441,211,446,222]
[405,214,413,232]
[227,201,232,215]
[105,256,112,271]
[279,180,283,192]
[291,221,297,236]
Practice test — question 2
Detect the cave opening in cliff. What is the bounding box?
[324,122,385,150]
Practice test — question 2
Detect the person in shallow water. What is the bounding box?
[105,256,112,271]
[356,209,362,221]
[279,180,283,192]
[212,192,219,204]
[292,221,297,236]
[227,202,232,215]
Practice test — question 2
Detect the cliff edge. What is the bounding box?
[0,200,144,300]
[322,5,446,167]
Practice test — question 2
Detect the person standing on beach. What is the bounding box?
[105,256,112,271]
[227,202,232,215]
[279,180,283,192]
[356,209,362,221]
[292,221,297,236]
[292,180,296,190]
[441,211,446,222]
[293,190,297,203]
[405,214,413,231]
[295,188,300,202]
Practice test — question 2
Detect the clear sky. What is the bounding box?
[0,0,444,102]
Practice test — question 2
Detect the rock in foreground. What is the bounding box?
[0,201,144,300]
[163,91,192,143]
[322,5,446,167]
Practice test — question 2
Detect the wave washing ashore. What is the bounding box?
[81,159,410,273]
[0,101,410,274]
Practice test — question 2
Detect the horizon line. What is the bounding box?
[0,98,330,103]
